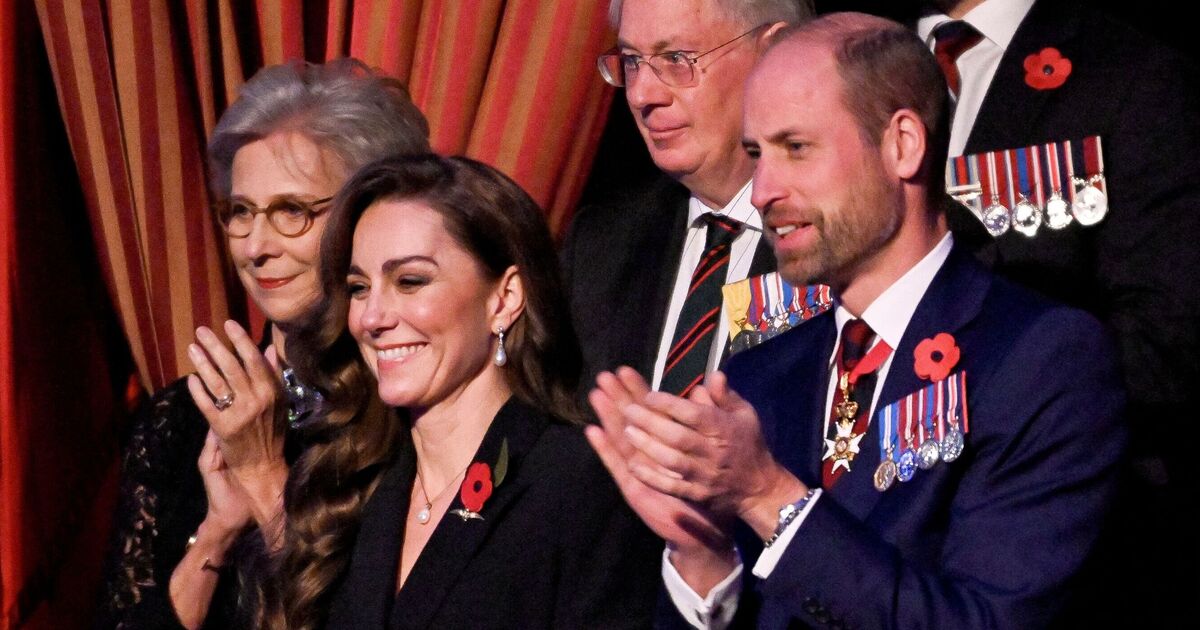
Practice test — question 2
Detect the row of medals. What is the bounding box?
[872,410,965,492]
[731,312,797,353]
[832,384,966,493]
[972,176,1107,238]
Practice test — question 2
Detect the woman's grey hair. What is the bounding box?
[608,0,814,30]
[207,58,430,198]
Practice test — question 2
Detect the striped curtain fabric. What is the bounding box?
[33,0,616,393]
[0,0,19,625]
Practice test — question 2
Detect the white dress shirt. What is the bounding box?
[650,180,763,391]
[664,233,956,629]
[916,0,1036,157]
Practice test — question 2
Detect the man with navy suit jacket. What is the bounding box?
[587,13,1126,628]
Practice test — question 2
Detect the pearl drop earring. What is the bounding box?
[493,326,508,367]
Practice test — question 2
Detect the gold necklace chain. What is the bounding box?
[414,465,468,525]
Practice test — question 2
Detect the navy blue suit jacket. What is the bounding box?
[722,246,1126,628]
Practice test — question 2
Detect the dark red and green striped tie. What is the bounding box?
[660,213,743,396]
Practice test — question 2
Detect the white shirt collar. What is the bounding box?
[834,232,955,351]
[687,180,761,232]
[916,0,1035,53]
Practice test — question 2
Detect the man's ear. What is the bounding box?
[882,108,927,181]
[757,21,790,50]
[490,265,526,332]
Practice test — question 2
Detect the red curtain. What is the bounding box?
[1,0,19,620]
[2,2,135,627]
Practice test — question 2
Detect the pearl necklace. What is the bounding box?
[415,467,467,525]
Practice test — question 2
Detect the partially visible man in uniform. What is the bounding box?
[919,0,1200,619]
[587,13,1126,628]
[561,0,813,398]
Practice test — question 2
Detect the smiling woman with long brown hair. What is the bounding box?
[269,154,660,629]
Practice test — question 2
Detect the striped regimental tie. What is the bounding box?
[660,213,744,397]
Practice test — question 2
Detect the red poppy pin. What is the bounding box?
[451,439,509,522]
[1023,47,1071,90]
[914,332,961,382]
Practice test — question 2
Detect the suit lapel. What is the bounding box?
[630,182,691,378]
[965,0,1081,154]
[748,237,776,277]
[827,248,991,521]
[763,314,836,487]
[326,435,416,628]
[390,398,548,629]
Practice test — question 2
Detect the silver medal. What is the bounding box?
[897,450,917,482]
[873,459,897,492]
[941,427,965,462]
[982,203,1011,237]
[1072,184,1108,226]
[917,438,941,470]
[1045,194,1073,230]
[1011,199,1042,237]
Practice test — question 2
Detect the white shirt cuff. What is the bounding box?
[661,546,743,630]
[752,488,822,579]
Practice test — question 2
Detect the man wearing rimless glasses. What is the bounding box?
[562,0,813,402]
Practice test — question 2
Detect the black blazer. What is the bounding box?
[324,397,661,629]
[948,0,1200,434]
[561,174,775,391]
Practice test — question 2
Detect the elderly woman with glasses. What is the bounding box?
[98,59,429,629]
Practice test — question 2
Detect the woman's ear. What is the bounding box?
[490,265,526,331]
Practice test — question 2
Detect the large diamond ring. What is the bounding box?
[213,392,235,411]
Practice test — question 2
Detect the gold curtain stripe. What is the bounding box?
[150,0,198,377]
[259,0,284,65]
[520,0,608,214]
[108,0,147,251]
[219,0,245,106]
[324,0,350,60]
[56,0,156,387]
[186,0,218,135]
[483,0,556,172]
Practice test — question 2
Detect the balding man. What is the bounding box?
[561,0,813,399]
[588,13,1125,628]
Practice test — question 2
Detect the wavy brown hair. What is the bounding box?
[274,154,583,629]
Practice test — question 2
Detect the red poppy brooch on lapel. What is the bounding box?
[451,439,509,521]
[914,333,961,382]
[1024,47,1071,90]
